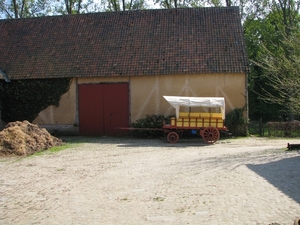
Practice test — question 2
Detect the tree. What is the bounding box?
[0,0,51,18]
[155,0,194,8]
[103,0,147,11]
[64,0,83,14]
[153,0,178,8]
[53,0,101,14]
[244,10,288,121]
[244,1,300,120]
[254,31,300,120]
[272,0,300,36]
[0,0,103,18]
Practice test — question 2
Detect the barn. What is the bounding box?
[0,7,249,136]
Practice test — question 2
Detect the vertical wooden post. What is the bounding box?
[259,118,263,136]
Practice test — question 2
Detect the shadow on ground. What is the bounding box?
[60,135,232,148]
[247,155,300,204]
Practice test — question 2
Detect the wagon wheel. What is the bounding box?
[202,127,220,144]
[167,131,179,143]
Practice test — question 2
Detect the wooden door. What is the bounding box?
[78,83,129,136]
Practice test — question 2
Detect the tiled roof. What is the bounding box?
[0,7,249,80]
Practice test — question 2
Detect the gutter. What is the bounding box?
[0,69,11,82]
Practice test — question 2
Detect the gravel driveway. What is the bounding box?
[0,136,300,225]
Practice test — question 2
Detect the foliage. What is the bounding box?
[153,0,189,8]
[265,121,300,137]
[102,0,148,11]
[0,78,71,123]
[131,114,173,138]
[253,30,300,120]
[0,0,102,18]
[0,0,52,18]
[225,107,248,136]
[55,0,101,15]
[244,6,300,121]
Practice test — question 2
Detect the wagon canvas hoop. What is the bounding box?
[163,96,225,119]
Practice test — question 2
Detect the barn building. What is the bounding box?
[0,7,249,136]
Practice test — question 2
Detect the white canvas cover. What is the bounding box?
[163,96,225,119]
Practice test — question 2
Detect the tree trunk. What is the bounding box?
[226,0,231,6]
[12,0,18,18]
[122,0,125,10]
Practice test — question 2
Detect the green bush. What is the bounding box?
[265,121,300,137]
[131,114,173,138]
[225,107,248,136]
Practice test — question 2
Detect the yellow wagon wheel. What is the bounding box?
[202,127,220,144]
[167,131,179,143]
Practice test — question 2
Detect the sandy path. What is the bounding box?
[0,136,299,225]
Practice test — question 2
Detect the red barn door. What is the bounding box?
[78,83,129,136]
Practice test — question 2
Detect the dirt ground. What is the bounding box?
[0,136,299,225]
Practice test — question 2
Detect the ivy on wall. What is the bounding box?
[0,78,71,123]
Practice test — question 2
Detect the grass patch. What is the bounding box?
[30,142,81,157]
[49,143,75,153]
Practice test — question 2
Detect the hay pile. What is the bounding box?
[0,121,63,156]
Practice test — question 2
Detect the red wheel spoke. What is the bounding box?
[167,132,179,143]
[202,127,220,144]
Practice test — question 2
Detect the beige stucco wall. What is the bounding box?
[33,79,77,125]
[131,73,246,122]
[33,73,246,129]
[34,77,130,125]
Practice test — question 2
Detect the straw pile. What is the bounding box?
[0,121,63,156]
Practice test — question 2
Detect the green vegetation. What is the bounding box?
[225,107,248,136]
[244,2,300,122]
[0,78,71,123]
[30,142,80,157]
[265,121,300,137]
[131,114,173,138]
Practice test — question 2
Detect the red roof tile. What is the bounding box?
[0,7,249,80]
